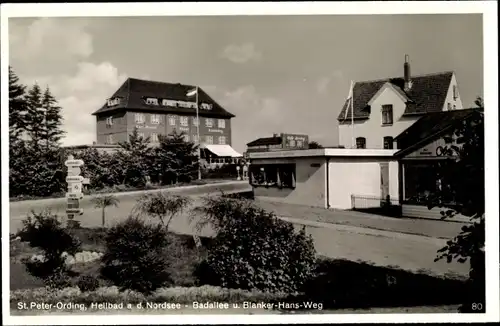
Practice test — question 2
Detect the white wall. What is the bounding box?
[443,73,465,111]
[328,158,399,209]
[252,158,328,208]
[339,85,420,149]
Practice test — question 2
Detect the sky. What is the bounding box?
[8,14,483,153]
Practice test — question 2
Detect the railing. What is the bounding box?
[350,194,402,217]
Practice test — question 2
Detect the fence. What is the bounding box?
[350,194,402,217]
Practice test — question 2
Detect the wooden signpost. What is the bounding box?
[65,155,90,228]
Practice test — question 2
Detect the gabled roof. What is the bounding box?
[92,78,235,118]
[247,136,282,147]
[337,71,454,122]
[394,108,482,157]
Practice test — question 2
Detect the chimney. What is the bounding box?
[404,54,412,91]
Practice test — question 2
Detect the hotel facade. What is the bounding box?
[92,78,241,158]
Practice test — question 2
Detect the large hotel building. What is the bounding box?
[92,78,241,159]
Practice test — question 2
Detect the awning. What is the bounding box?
[201,144,242,158]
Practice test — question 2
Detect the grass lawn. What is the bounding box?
[10,226,472,314]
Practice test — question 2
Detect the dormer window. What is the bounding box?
[381,105,393,125]
[200,103,213,110]
[106,116,113,126]
[107,98,120,107]
[145,97,159,105]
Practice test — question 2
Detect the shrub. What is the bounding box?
[191,196,316,293]
[132,193,191,229]
[100,216,172,294]
[77,275,100,292]
[19,210,81,286]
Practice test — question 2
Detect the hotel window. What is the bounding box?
[145,97,159,105]
[150,114,161,124]
[381,105,393,125]
[192,134,199,143]
[183,134,190,142]
[296,140,304,148]
[249,164,296,189]
[106,116,113,126]
[453,104,456,110]
[289,139,296,147]
[453,85,458,100]
[447,103,452,111]
[135,113,145,123]
[151,133,159,142]
[205,118,214,128]
[205,135,213,144]
[107,134,114,144]
[218,136,226,145]
[192,117,199,126]
[218,119,225,129]
[356,137,366,149]
[383,136,394,149]
[180,116,189,126]
[168,116,176,126]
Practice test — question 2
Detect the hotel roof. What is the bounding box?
[92,78,235,118]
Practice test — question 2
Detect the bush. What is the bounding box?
[192,196,316,293]
[19,210,81,286]
[132,193,191,229]
[100,216,172,294]
[77,275,100,292]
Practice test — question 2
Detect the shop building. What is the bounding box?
[246,133,309,153]
[394,108,482,222]
[248,148,398,209]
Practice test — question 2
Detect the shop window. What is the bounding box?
[356,137,366,149]
[249,164,296,189]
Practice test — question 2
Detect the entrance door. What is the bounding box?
[380,163,390,206]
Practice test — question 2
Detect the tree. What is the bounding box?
[133,193,191,230]
[41,87,65,150]
[24,83,46,152]
[426,107,484,313]
[474,96,484,109]
[8,66,28,144]
[117,127,154,187]
[308,141,323,149]
[154,130,199,184]
[91,194,120,227]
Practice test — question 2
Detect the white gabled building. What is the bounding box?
[338,55,465,149]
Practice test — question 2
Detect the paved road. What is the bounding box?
[9,181,251,234]
[9,184,469,279]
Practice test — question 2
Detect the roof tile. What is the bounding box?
[92,78,235,118]
[337,72,454,121]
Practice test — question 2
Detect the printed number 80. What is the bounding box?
[472,303,483,311]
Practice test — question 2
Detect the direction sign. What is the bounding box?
[65,159,84,167]
[66,208,84,215]
[68,182,83,193]
[66,193,84,199]
[67,167,82,176]
[66,176,84,183]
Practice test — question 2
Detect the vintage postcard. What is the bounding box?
[1,1,498,325]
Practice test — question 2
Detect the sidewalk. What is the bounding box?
[254,199,464,240]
